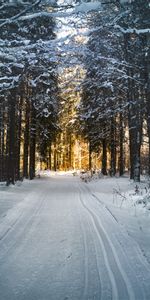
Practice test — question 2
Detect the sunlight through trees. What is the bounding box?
[0,0,150,183]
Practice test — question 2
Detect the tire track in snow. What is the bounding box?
[79,184,136,300]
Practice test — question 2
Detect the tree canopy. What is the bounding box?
[0,0,150,183]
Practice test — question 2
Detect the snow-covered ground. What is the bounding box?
[0,174,150,300]
[88,176,150,260]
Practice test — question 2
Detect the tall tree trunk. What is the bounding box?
[143,34,150,175]
[110,117,116,176]
[0,98,3,181]
[23,100,30,178]
[69,133,72,169]
[15,96,23,180]
[102,138,107,175]
[119,112,124,176]
[49,142,52,170]
[7,89,16,185]
[128,91,142,182]
[29,103,36,180]
[124,33,142,181]
[89,141,92,170]
[54,140,57,171]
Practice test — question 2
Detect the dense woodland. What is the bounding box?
[0,0,149,184]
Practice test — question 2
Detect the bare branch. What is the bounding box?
[0,0,41,28]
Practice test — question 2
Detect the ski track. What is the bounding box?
[91,190,150,279]
[90,187,150,284]
[78,182,148,300]
[79,186,128,300]
[78,206,90,300]
[0,184,49,262]
[91,193,118,223]
[78,200,102,300]
[0,176,150,300]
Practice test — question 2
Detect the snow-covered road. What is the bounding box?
[0,175,150,300]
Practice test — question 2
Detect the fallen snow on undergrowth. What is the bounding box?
[36,169,75,177]
[88,175,150,213]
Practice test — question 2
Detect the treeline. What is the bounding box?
[0,1,58,184]
[0,80,58,185]
[0,0,149,184]
[78,0,150,181]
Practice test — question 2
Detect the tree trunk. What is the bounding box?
[29,103,36,180]
[110,117,116,176]
[89,141,92,170]
[119,112,124,176]
[15,96,23,180]
[128,95,142,182]
[143,34,150,175]
[49,142,52,170]
[54,140,57,171]
[69,134,72,169]
[23,100,30,178]
[7,90,16,185]
[0,98,3,181]
[102,138,107,175]
[124,33,142,181]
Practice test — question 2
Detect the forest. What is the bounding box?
[0,0,150,184]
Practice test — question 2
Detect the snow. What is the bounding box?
[2,0,102,24]
[0,174,150,299]
[87,176,150,262]
[74,1,101,14]
[114,25,150,35]
[120,0,132,3]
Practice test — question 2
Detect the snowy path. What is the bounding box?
[0,176,150,300]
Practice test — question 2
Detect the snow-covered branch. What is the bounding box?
[0,0,41,28]
[115,24,150,35]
